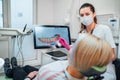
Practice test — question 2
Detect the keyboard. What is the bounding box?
[46,51,67,57]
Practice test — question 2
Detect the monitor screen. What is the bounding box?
[34,25,71,49]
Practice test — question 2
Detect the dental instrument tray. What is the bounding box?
[0,28,32,36]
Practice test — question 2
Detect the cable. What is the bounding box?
[16,35,25,66]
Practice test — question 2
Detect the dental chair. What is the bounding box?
[80,66,106,80]
[0,58,12,80]
[0,58,4,69]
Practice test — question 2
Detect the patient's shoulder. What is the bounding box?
[40,60,68,71]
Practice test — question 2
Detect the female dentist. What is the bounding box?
[79,3,116,80]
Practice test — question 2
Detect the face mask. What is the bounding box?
[80,15,93,26]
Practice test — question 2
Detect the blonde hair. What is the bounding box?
[69,33,113,71]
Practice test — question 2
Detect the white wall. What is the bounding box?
[37,0,54,25]
[115,0,120,17]
[79,0,117,15]
[53,0,71,25]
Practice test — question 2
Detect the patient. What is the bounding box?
[4,33,113,80]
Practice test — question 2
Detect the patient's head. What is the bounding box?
[69,33,113,73]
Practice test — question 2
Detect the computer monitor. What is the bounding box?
[33,25,71,49]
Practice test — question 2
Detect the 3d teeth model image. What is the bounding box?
[38,34,60,43]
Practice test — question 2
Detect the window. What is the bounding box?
[1,0,35,28]
[11,0,34,28]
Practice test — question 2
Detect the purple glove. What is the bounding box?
[59,37,70,50]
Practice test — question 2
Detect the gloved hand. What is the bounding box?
[59,37,70,50]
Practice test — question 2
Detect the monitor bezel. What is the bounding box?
[33,25,71,49]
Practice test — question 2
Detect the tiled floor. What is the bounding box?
[0,76,12,80]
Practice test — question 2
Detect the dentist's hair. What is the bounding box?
[69,33,113,71]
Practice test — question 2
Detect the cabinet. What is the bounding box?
[0,37,9,59]
[40,48,68,65]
